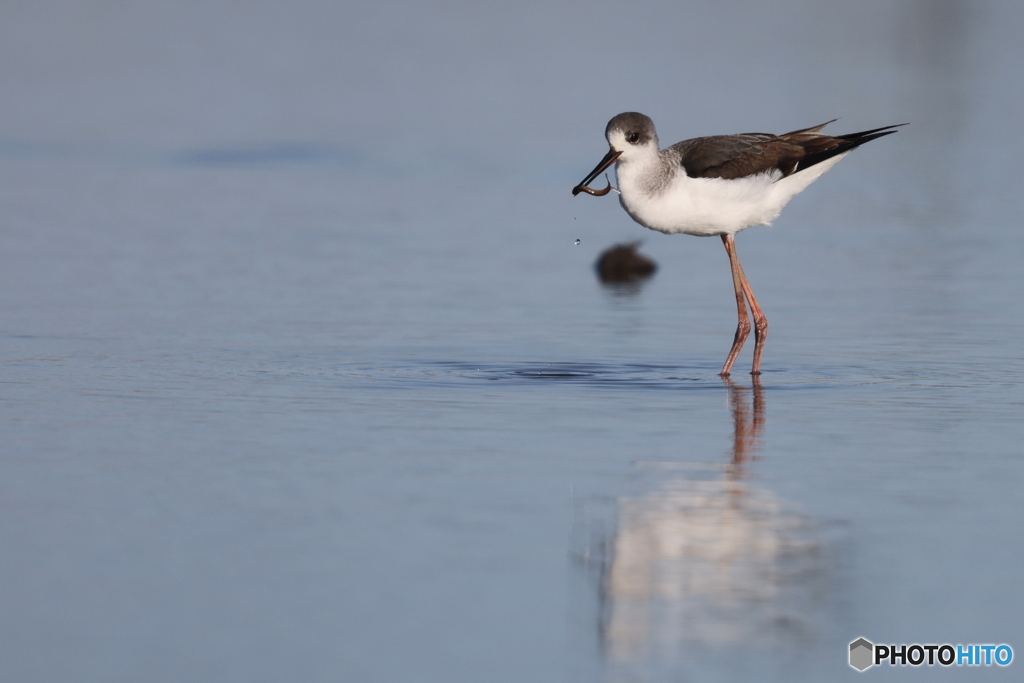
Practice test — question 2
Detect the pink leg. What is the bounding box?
[742,277,768,375]
[719,235,769,376]
[720,235,750,376]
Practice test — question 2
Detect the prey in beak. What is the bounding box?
[572,149,622,196]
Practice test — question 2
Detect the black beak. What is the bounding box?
[572,149,622,196]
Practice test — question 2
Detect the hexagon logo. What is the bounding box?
[850,638,874,671]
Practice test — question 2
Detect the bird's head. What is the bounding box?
[605,112,659,161]
[573,112,658,196]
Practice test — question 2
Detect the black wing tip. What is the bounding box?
[793,123,906,174]
[838,122,909,142]
[835,123,908,150]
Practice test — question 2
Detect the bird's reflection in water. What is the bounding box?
[596,379,826,677]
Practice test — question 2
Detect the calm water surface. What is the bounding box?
[2,1,1023,681]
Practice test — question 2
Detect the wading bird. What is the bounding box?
[573,112,903,375]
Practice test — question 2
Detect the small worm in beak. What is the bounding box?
[572,174,614,197]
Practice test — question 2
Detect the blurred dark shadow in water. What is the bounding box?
[595,242,658,296]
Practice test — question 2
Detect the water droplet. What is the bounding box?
[574,239,581,245]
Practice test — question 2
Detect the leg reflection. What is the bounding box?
[724,375,765,478]
[597,378,824,673]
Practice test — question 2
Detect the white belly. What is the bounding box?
[615,152,849,237]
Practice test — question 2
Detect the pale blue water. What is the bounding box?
[2,1,1023,681]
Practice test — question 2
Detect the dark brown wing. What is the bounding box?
[672,121,905,180]
[673,134,804,180]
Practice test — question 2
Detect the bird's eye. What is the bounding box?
[626,132,640,144]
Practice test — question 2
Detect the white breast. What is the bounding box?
[615,152,851,237]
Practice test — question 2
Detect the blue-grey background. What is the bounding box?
[1,1,1022,681]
